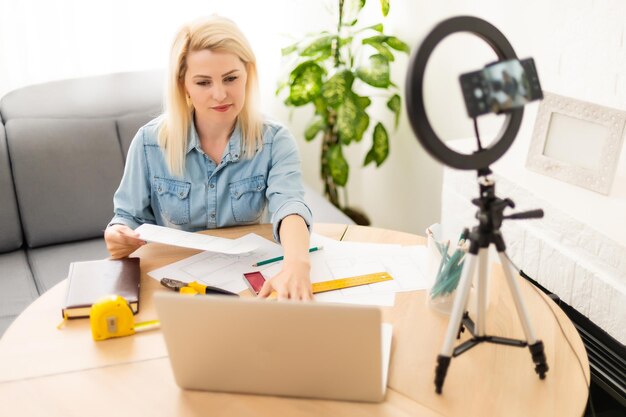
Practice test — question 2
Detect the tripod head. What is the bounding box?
[468,169,543,252]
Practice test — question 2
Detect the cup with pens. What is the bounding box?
[425,224,469,315]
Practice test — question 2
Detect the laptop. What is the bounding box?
[154,292,393,402]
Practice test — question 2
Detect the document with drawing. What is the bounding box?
[148,233,429,306]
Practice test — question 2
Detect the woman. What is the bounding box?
[104,16,313,301]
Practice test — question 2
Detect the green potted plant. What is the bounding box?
[277,0,410,225]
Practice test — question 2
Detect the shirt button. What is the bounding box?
[234,191,239,197]
[179,191,185,197]
[157,187,162,193]
[256,185,262,191]
[209,183,215,189]
[210,213,215,219]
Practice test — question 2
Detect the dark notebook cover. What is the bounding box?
[62,258,141,319]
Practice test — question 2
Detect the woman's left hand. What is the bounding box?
[258,259,313,301]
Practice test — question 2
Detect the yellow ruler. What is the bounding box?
[312,271,393,294]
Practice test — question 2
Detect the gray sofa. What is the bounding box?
[0,71,352,336]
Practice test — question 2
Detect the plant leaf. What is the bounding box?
[327,144,349,186]
[386,94,401,128]
[366,42,394,61]
[314,47,334,62]
[354,94,372,110]
[281,42,299,56]
[337,96,370,144]
[380,0,390,16]
[339,36,353,47]
[362,35,388,45]
[301,35,333,57]
[357,23,384,33]
[363,122,389,167]
[313,96,328,117]
[356,54,390,88]
[385,36,411,53]
[286,61,325,106]
[275,80,288,96]
[305,118,327,141]
[321,70,355,108]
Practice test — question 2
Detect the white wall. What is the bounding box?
[276,0,626,236]
[1,0,625,236]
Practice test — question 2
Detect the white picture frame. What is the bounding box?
[526,92,626,195]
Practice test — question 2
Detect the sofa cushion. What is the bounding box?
[0,250,39,318]
[0,70,164,120]
[27,238,109,293]
[0,122,23,252]
[6,118,124,247]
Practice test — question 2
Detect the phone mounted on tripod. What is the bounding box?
[405,16,549,394]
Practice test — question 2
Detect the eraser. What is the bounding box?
[243,271,266,294]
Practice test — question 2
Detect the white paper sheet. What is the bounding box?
[147,233,282,293]
[147,232,429,307]
[136,224,258,254]
[146,233,309,290]
[308,233,430,293]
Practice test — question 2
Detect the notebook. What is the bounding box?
[62,258,140,319]
[154,293,392,402]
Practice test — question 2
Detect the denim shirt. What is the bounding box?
[109,117,312,242]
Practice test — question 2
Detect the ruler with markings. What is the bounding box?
[312,271,393,294]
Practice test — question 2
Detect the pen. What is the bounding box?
[252,246,324,267]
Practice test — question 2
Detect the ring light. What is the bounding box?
[405,16,523,170]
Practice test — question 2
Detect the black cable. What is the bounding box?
[503,253,596,417]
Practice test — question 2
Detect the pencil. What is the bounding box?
[252,246,324,267]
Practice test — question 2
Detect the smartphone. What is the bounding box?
[243,271,266,295]
[459,57,543,118]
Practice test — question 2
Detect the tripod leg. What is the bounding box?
[475,249,489,337]
[435,253,478,394]
[497,252,549,378]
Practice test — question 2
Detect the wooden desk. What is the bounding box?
[0,224,589,417]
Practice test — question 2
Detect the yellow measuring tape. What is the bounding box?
[89,295,160,341]
[312,271,393,293]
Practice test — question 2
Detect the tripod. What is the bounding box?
[434,170,549,394]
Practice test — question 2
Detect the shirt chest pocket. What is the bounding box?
[153,177,191,225]
[229,175,267,223]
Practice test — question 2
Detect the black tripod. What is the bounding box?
[434,169,549,394]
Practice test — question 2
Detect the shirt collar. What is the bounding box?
[186,118,243,163]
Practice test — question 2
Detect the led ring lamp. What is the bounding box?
[405,16,523,170]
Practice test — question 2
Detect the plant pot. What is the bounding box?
[342,206,371,225]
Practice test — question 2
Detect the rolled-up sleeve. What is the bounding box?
[266,126,313,242]
[109,128,156,229]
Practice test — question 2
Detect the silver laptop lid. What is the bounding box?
[154,293,386,402]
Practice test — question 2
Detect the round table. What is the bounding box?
[0,224,589,417]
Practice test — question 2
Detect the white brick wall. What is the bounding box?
[442,167,626,344]
[436,0,626,345]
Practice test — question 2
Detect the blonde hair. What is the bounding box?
[158,16,263,176]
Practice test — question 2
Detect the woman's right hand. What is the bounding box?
[104,224,146,259]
